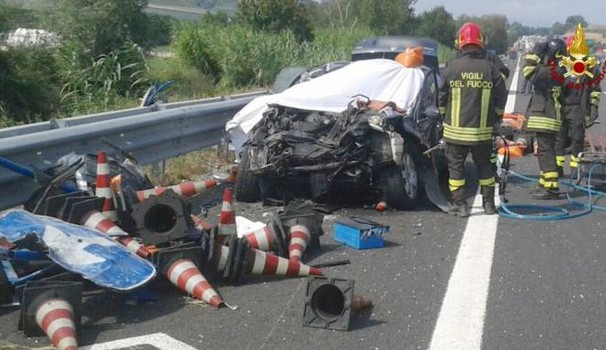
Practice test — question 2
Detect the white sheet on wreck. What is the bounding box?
[226,59,426,155]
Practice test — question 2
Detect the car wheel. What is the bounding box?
[235,148,260,203]
[380,152,419,210]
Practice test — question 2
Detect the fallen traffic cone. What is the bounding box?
[80,210,150,258]
[166,259,224,308]
[288,224,311,262]
[35,298,78,350]
[136,179,217,202]
[96,151,119,222]
[244,246,323,277]
[202,237,323,282]
[241,213,288,255]
[243,225,276,252]
[217,188,237,242]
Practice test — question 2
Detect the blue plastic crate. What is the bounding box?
[333,217,389,250]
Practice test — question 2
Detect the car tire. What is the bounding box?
[235,148,260,203]
[380,151,419,210]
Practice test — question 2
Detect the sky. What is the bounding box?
[414,0,606,27]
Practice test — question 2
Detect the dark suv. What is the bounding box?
[235,37,450,211]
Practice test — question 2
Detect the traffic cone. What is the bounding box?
[244,247,323,277]
[217,188,237,242]
[80,210,150,258]
[95,151,119,222]
[166,259,223,308]
[35,298,78,350]
[243,226,276,252]
[288,224,311,262]
[136,179,217,203]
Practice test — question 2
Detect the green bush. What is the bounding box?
[148,57,215,99]
[58,41,151,115]
[0,47,62,123]
[172,22,223,82]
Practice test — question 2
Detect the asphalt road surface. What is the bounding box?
[2,58,606,350]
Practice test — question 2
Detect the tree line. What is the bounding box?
[0,0,590,127]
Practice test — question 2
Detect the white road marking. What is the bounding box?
[429,56,520,350]
[504,56,521,114]
[429,195,501,350]
[80,332,198,350]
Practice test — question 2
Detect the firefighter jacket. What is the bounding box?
[438,50,508,145]
[561,65,602,126]
[522,52,564,133]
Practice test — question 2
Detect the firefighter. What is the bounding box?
[522,38,567,199]
[439,22,508,217]
[555,35,601,177]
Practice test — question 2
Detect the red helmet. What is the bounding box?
[456,22,485,49]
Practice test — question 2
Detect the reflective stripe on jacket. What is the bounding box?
[438,50,508,145]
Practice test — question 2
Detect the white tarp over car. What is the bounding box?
[226,58,426,155]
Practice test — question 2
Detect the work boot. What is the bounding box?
[481,186,496,215]
[448,188,470,218]
[531,186,560,200]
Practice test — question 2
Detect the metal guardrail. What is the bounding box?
[0,91,268,210]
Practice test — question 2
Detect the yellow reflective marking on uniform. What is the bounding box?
[451,87,461,127]
[556,156,566,166]
[590,91,601,105]
[543,171,559,179]
[570,155,580,168]
[480,88,491,128]
[543,181,559,189]
[527,116,562,131]
[449,179,466,186]
[552,87,562,121]
[524,53,541,62]
[523,66,535,78]
[449,178,466,192]
[479,177,496,186]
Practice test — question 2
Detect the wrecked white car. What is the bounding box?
[228,37,450,211]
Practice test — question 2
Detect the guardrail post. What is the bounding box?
[151,160,166,184]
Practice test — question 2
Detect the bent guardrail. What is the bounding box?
[0,91,267,211]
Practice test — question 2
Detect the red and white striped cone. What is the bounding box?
[243,226,275,252]
[245,248,323,277]
[166,259,224,308]
[136,179,218,202]
[118,236,151,258]
[217,188,237,243]
[81,211,150,258]
[95,151,119,222]
[35,298,78,350]
[191,214,213,231]
[288,224,311,262]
